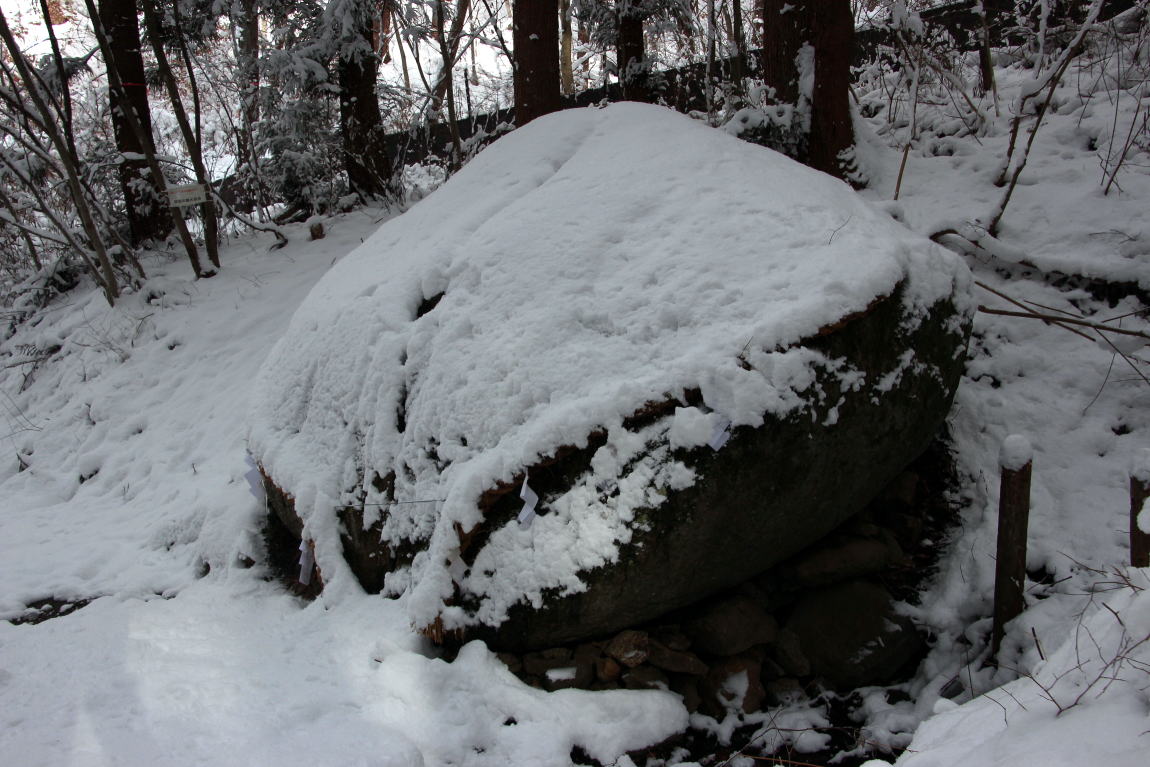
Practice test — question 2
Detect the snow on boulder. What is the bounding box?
[249,102,971,649]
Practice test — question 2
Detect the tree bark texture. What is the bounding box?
[560,0,574,95]
[807,0,855,179]
[513,0,561,125]
[97,0,171,245]
[617,5,648,102]
[760,0,810,106]
[338,9,393,200]
[235,0,259,170]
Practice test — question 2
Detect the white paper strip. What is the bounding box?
[519,478,538,507]
[709,416,732,451]
[298,540,314,585]
[243,453,266,502]
[518,477,538,527]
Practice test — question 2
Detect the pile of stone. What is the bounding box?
[491,465,947,716]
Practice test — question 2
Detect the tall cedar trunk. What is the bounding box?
[338,12,392,200]
[760,0,854,181]
[760,0,810,105]
[236,0,259,170]
[513,0,560,125]
[617,5,647,102]
[807,0,854,179]
[97,0,170,245]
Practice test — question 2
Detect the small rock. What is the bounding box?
[793,539,894,588]
[596,656,622,682]
[543,666,579,691]
[685,595,777,656]
[765,677,805,706]
[651,624,692,651]
[573,643,599,687]
[647,641,708,676]
[786,581,925,690]
[606,629,649,668]
[496,652,523,674]
[522,647,573,676]
[886,471,920,508]
[703,655,764,715]
[674,676,702,713]
[769,629,811,677]
[622,665,670,691]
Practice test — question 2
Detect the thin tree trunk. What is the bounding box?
[140,0,220,268]
[0,183,43,270]
[0,8,120,302]
[431,0,473,113]
[235,0,260,172]
[560,0,574,95]
[434,0,464,168]
[731,0,746,99]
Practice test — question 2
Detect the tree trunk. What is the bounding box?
[731,0,746,99]
[140,0,220,269]
[513,0,560,125]
[338,7,393,200]
[434,0,464,168]
[759,0,854,181]
[760,0,811,106]
[235,0,259,170]
[560,0,574,95]
[807,0,855,179]
[430,0,472,113]
[617,4,648,102]
[97,0,171,246]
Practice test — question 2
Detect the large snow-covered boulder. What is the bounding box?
[250,103,971,650]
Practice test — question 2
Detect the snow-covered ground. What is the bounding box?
[3,39,1150,767]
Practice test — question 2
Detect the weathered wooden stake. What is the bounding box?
[1131,449,1150,568]
[992,435,1032,659]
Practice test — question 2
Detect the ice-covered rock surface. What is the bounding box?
[249,102,970,639]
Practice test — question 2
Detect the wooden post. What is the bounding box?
[1132,449,1150,568]
[992,435,1032,659]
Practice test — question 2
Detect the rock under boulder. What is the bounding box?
[787,581,926,690]
[249,102,971,652]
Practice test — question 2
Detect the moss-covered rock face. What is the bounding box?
[249,105,973,646]
[476,286,967,651]
[262,278,967,651]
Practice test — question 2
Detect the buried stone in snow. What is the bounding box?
[249,103,971,651]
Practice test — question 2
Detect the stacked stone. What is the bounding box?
[497,468,943,716]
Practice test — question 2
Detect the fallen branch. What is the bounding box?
[976,306,1150,341]
[975,281,1094,342]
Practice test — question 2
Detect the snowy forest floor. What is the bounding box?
[3,53,1150,767]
